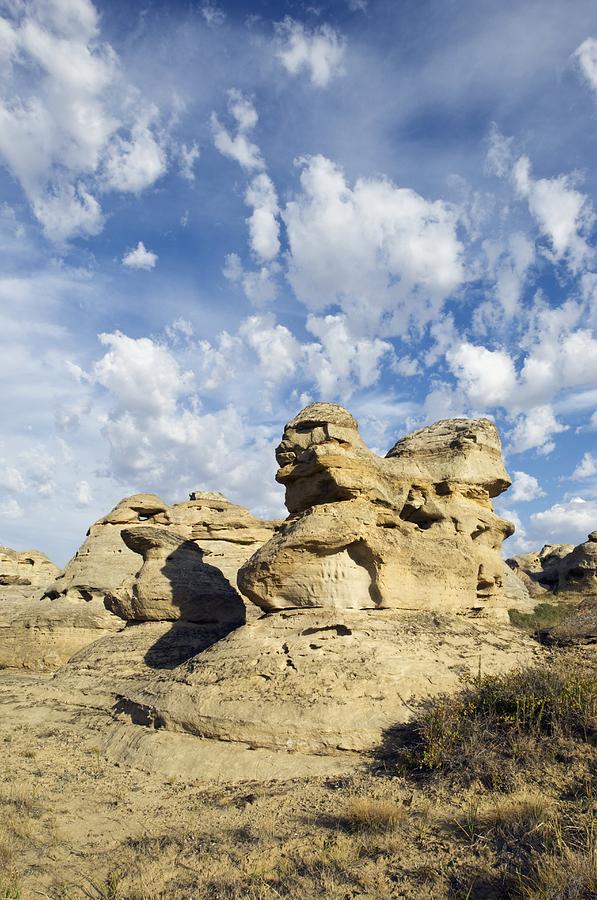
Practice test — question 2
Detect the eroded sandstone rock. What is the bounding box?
[0,547,60,601]
[239,403,517,618]
[0,596,124,671]
[106,526,245,626]
[43,494,168,605]
[124,609,540,754]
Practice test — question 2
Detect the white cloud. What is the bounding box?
[122,241,158,270]
[304,314,393,399]
[446,342,517,407]
[275,18,346,88]
[76,479,92,507]
[571,451,597,480]
[102,108,166,193]
[245,174,280,261]
[509,470,545,503]
[509,404,567,455]
[512,155,593,270]
[178,142,200,182]
[574,37,597,95]
[284,155,464,336]
[530,496,597,544]
[241,266,278,306]
[211,89,264,171]
[0,1,168,242]
[93,331,193,418]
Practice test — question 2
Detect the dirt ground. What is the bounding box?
[0,650,594,900]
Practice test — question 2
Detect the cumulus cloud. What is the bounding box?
[211,89,264,171]
[275,18,346,88]
[512,155,594,270]
[102,107,166,193]
[283,155,464,336]
[245,174,280,261]
[509,405,567,455]
[509,470,545,503]
[122,241,158,270]
[0,0,168,242]
[305,314,393,399]
[530,496,597,544]
[447,342,516,407]
[571,451,597,480]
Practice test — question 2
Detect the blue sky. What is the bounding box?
[0,0,596,565]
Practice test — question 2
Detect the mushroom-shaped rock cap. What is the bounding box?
[386,418,511,497]
[276,403,367,470]
[109,526,245,626]
[97,493,168,525]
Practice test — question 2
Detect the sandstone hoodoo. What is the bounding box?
[239,402,521,618]
[43,493,170,606]
[106,525,246,626]
[118,405,540,758]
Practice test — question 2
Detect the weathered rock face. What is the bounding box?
[124,609,540,755]
[151,492,276,618]
[239,403,517,618]
[507,533,597,604]
[106,526,245,626]
[0,596,125,671]
[43,494,169,604]
[0,547,60,601]
[557,532,597,599]
[506,544,576,600]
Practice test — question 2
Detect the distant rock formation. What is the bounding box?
[239,403,522,618]
[0,545,123,671]
[507,532,597,603]
[0,547,59,601]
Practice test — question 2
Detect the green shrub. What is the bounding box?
[509,602,572,632]
[393,661,596,783]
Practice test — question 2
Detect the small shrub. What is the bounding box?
[391,660,595,783]
[341,797,407,832]
[509,602,572,632]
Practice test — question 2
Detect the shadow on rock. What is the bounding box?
[143,619,240,670]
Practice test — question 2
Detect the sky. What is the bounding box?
[0,0,596,566]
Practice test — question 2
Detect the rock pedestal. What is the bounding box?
[239,403,518,619]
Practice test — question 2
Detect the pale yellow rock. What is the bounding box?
[43,494,168,604]
[557,533,597,599]
[106,526,246,626]
[0,596,124,671]
[0,546,60,600]
[239,403,518,618]
[125,609,541,755]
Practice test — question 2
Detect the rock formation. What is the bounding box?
[0,547,121,671]
[106,526,245,626]
[239,403,518,618]
[43,494,169,605]
[507,532,597,604]
[122,608,540,755]
[0,547,60,601]
[111,405,539,758]
[506,543,576,600]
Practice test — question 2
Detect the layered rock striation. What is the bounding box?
[239,403,520,618]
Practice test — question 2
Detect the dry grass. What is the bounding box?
[340,796,408,832]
